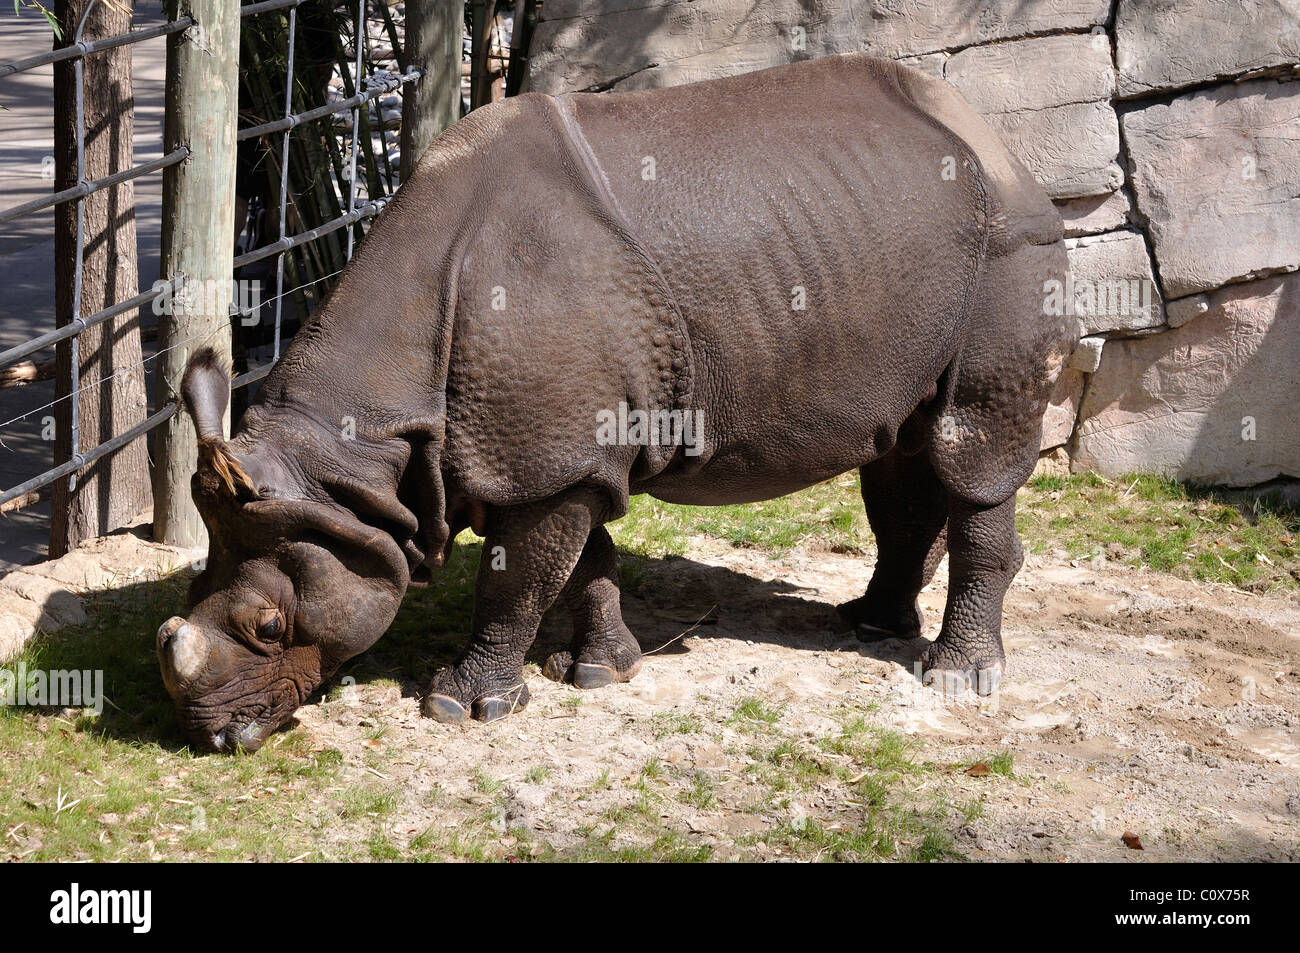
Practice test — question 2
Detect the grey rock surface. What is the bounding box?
[1073,273,1300,486]
[1115,0,1300,97]
[1064,231,1165,334]
[526,0,1112,94]
[1122,78,1300,297]
[1056,189,1132,237]
[1041,368,1086,451]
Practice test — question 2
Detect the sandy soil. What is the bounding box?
[293,536,1300,861]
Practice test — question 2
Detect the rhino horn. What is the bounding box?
[157,616,210,687]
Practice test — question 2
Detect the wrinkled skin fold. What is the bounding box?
[158,55,1074,753]
[157,374,412,752]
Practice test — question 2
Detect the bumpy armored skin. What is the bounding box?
[157,55,1073,751]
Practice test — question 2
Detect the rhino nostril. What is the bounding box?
[238,722,266,753]
[205,724,259,755]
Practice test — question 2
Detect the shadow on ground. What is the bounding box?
[16,538,916,753]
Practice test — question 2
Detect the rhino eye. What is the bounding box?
[255,610,284,643]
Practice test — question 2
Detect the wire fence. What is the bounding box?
[0,0,422,517]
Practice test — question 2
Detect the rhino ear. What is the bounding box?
[182,348,260,501]
[181,347,229,441]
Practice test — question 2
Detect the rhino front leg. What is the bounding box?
[541,526,642,689]
[422,488,603,724]
[921,495,1021,695]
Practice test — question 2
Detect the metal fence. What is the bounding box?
[0,3,192,511]
[0,0,421,519]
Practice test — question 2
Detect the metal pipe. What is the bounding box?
[272,5,298,362]
[236,68,418,141]
[0,16,192,78]
[0,147,189,224]
[240,0,309,17]
[0,402,180,508]
[66,1,97,496]
[0,277,184,369]
[232,199,386,270]
[346,0,366,260]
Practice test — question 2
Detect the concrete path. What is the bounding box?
[0,2,167,569]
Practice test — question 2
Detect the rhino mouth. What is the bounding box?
[197,681,301,754]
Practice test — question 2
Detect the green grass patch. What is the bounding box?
[740,712,958,862]
[728,697,784,729]
[0,545,486,862]
[988,750,1015,778]
[651,711,704,739]
[1019,472,1298,591]
[611,474,870,558]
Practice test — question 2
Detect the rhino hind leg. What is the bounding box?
[916,240,1069,695]
[837,448,948,641]
[542,526,643,689]
[918,495,1021,695]
[422,488,605,724]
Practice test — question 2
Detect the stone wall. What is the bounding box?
[526,0,1300,487]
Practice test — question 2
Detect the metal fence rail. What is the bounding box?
[0,0,420,515]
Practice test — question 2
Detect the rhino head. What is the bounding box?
[156,347,411,753]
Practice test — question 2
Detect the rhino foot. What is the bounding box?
[542,619,643,690]
[542,649,643,689]
[919,640,1004,697]
[833,595,924,642]
[421,666,530,724]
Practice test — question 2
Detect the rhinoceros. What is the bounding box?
[156,54,1072,752]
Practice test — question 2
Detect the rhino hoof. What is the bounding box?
[422,693,470,723]
[542,654,635,689]
[920,654,1004,697]
[572,662,617,690]
[854,622,905,643]
[472,686,529,722]
[922,667,1002,697]
[834,597,922,641]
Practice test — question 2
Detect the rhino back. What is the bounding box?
[559,56,996,500]
[883,60,1063,254]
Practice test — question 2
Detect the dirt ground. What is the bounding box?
[292,534,1300,862]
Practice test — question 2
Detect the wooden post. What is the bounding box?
[49,0,151,557]
[468,1,489,109]
[153,0,239,550]
[400,0,462,183]
[505,0,536,96]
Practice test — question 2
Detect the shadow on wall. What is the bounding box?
[525,0,1060,93]
[1185,275,1300,488]
[529,0,777,92]
[1074,273,1300,488]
